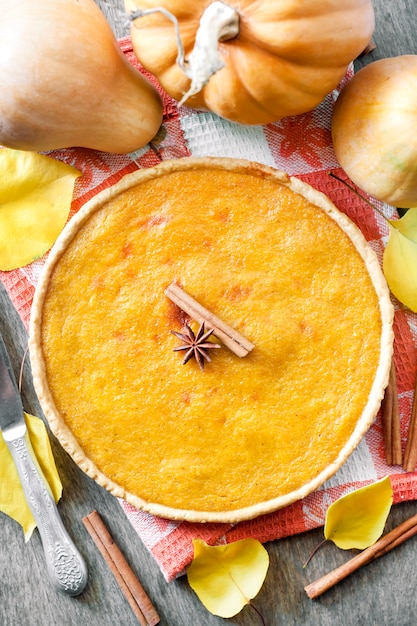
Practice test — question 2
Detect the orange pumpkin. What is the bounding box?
[332,55,417,208]
[125,0,374,125]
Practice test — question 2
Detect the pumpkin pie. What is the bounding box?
[29,157,394,522]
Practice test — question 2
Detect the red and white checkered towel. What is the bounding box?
[1,38,416,581]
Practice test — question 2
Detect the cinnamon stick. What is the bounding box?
[403,368,417,472]
[304,512,417,599]
[165,283,255,358]
[381,360,402,466]
[83,511,160,626]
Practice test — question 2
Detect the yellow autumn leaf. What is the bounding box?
[0,148,81,271]
[0,412,62,541]
[187,538,269,618]
[324,476,393,550]
[383,208,417,312]
[389,207,417,239]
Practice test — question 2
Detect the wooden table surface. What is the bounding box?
[1,2,416,625]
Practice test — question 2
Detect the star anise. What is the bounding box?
[171,322,221,371]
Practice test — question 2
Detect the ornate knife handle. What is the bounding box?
[6,432,88,596]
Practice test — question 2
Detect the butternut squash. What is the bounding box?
[0,0,163,153]
[332,55,417,208]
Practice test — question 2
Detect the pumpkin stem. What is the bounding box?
[179,1,239,104]
[130,2,239,106]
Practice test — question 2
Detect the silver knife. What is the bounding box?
[0,335,88,596]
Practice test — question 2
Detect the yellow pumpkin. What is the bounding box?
[332,55,417,208]
[0,0,163,153]
[125,0,374,125]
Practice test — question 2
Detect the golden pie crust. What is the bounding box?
[29,157,394,523]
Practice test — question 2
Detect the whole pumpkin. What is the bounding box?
[125,0,374,125]
[0,0,163,153]
[332,55,417,208]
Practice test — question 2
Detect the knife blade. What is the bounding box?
[0,335,88,596]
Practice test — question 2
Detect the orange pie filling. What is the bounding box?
[30,159,393,522]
